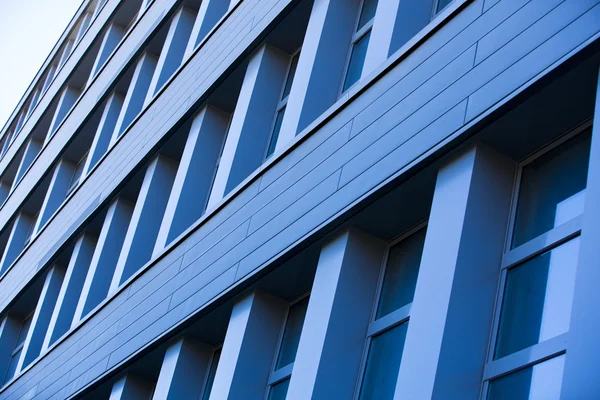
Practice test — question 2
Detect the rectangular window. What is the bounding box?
[483,125,591,398]
[266,295,310,399]
[357,223,426,400]
[435,0,454,13]
[265,49,301,160]
[3,312,33,384]
[341,0,379,94]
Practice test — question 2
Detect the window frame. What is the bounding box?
[23,211,40,248]
[66,151,89,197]
[199,343,223,400]
[339,0,377,96]
[3,311,34,384]
[264,47,301,161]
[353,220,428,399]
[265,291,311,398]
[481,120,592,398]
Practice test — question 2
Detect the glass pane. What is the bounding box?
[494,238,579,359]
[276,297,309,369]
[359,322,408,400]
[201,348,222,400]
[266,107,285,159]
[436,0,453,13]
[488,355,565,400]
[282,52,300,100]
[16,313,33,346]
[512,132,590,248]
[358,0,379,30]
[3,350,21,384]
[342,32,371,93]
[376,228,426,319]
[268,378,290,400]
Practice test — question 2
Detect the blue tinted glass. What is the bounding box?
[276,297,309,369]
[495,238,579,359]
[282,52,300,100]
[342,32,371,93]
[201,348,222,400]
[3,350,21,384]
[268,378,290,400]
[266,107,285,159]
[512,132,590,248]
[358,0,379,30]
[359,323,408,400]
[436,0,453,12]
[488,355,565,400]
[16,314,33,346]
[376,229,426,319]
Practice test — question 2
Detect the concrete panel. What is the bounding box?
[110,155,177,292]
[277,0,362,148]
[43,233,98,350]
[207,44,289,208]
[111,52,159,143]
[395,145,515,399]
[110,374,155,400]
[33,159,76,235]
[183,0,233,59]
[73,197,134,323]
[18,265,66,371]
[209,291,286,400]
[154,106,230,256]
[152,337,212,400]
[146,6,197,103]
[287,229,384,400]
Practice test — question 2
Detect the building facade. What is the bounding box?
[0,0,598,398]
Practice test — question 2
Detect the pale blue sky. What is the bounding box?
[0,0,83,129]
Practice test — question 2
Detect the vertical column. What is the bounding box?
[75,12,93,43]
[111,52,158,142]
[0,213,35,274]
[47,86,82,141]
[0,181,11,204]
[82,92,125,176]
[152,337,213,399]
[561,67,600,398]
[88,23,126,82]
[153,106,230,255]
[206,45,289,209]
[58,39,75,68]
[13,138,43,187]
[109,155,177,292]
[276,0,361,150]
[287,229,384,399]
[183,0,232,59]
[26,88,42,118]
[73,197,134,323]
[32,159,75,235]
[363,0,436,76]
[145,6,196,104]
[209,291,287,400]
[0,316,20,382]
[17,265,66,371]
[110,374,155,400]
[42,233,97,350]
[394,145,515,399]
[42,64,58,93]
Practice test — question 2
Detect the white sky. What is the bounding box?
[0,0,84,129]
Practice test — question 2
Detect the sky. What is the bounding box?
[0,0,84,129]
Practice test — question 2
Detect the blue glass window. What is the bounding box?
[488,355,565,400]
[495,238,579,359]
[342,32,371,93]
[276,296,309,369]
[268,378,290,400]
[376,228,426,319]
[436,0,453,13]
[512,132,590,248]
[357,0,378,30]
[201,348,222,400]
[359,323,408,400]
